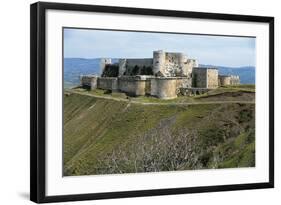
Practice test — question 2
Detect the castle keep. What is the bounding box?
[81,50,240,99]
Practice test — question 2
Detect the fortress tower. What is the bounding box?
[153,50,166,76]
[178,52,187,74]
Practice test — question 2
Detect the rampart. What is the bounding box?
[118,76,151,96]
[97,77,118,91]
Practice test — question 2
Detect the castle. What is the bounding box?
[80,50,240,99]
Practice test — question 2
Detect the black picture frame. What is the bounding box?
[30,1,274,203]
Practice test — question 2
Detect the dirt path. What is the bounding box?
[66,90,255,105]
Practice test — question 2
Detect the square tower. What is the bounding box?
[192,67,218,88]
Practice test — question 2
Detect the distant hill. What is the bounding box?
[63,58,255,88]
[63,58,118,88]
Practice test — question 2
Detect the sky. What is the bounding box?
[64,28,256,67]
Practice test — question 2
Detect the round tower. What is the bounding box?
[153,50,166,75]
[178,52,187,76]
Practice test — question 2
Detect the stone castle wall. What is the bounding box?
[81,74,213,99]
[118,76,151,96]
[151,78,178,99]
[97,77,118,91]
[218,75,231,86]
[219,75,240,86]
[95,76,152,96]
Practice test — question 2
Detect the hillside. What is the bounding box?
[64,91,255,176]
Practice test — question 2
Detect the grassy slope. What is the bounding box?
[71,84,255,104]
[64,91,255,176]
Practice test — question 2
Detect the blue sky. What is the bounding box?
[64,28,256,67]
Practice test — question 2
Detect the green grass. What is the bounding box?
[213,131,255,168]
[64,92,255,176]
[215,84,255,92]
[192,85,255,102]
[221,84,255,90]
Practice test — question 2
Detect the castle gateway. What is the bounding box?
[81,50,240,99]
